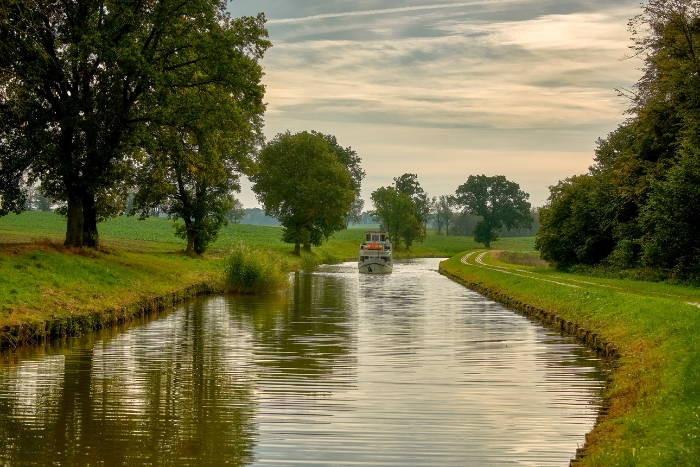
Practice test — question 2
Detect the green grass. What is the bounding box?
[223,245,290,294]
[0,212,493,331]
[441,249,700,466]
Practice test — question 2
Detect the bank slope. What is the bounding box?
[440,251,700,467]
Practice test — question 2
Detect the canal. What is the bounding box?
[0,259,606,466]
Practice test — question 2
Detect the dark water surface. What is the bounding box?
[0,259,605,466]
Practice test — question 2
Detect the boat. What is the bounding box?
[358,230,393,274]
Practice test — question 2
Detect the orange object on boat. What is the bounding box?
[366,241,383,250]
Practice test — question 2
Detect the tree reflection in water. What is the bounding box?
[0,298,257,466]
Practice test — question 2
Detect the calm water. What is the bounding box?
[0,259,605,466]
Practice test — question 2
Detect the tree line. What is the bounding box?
[535,0,700,279]
[370,174,533,250]
[0,0,534,256]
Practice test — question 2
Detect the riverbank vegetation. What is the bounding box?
[536,1,700,282]
[0,211,494,337]
[441,246,700,466]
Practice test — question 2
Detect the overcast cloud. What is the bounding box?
[228,0,642,208]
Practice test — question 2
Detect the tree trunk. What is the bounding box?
[186,229,195,255]
[303,242,311,252]
[82,192,99,247]
[294,243,300,255]
[64,194,84,247]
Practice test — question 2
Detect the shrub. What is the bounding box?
[223,245,289,294]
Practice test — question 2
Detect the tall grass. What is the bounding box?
[223,245,290,294]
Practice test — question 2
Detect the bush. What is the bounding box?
[223,245,289,294]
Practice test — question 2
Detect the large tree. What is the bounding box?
[251,131,358,255]
[454,175,532,248]
[0,0,268,247]
[129,21,268,255]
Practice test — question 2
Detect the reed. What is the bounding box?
[223,245,290,294]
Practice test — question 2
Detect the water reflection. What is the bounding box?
[0,300,257,466]
[0,259,606,466]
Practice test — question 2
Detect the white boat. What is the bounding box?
[358,231,393,274]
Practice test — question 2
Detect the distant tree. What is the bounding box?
[435,195,455,235]
[345,197,364,228]
[36,192,52,212]
[226,198,246,224]
[391,173,428,248]
[242,207,280,226]
[370,184,425,251]
[394,173,429,226]
[251,131,357,255]
[370,187,412,250]
[455,175,532,248]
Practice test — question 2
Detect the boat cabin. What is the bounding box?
[365,231,387,242]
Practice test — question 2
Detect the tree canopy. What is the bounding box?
[370,174,427,250]
[250,131,359,255]
[0,0,269,248]
[454,175,532,248]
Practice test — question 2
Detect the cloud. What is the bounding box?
[267,0,527,24]
[233,0,643,207]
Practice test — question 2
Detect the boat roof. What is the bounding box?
[365,230,387,234]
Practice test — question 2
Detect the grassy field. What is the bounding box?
[441,249,700,466]
[0,211,502,332]
[0,211,534,257]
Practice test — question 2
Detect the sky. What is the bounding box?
[227,0,643,209]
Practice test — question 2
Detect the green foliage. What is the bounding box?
[251,131,358,254]
[536,1,700,279]
[223,245,289,294]
[454,175,532,248]
[370,185,423,250]
[300,253,320,271]
[0,0,270,248]
[535,174,616,268]
[639,154,700,277]
[129,11,269,255]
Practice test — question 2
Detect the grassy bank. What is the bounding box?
[440,247,700,466]
[0,211,498,341]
